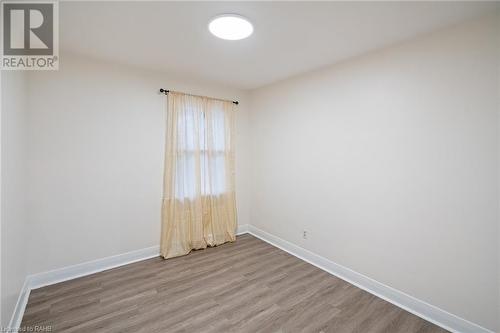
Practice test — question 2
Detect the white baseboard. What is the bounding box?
[29,246,160,290]
[8,278,31,330]
[28,225,250,290]
[246,225,494,333]
[8,245,160,329]
[9,225,249,328]
[10,223,490,333]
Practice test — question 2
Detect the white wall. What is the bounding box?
[249,15,499,332]
[25,53,250,274]
[1,71,28,326]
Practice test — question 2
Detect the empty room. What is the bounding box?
[1,1,499,332]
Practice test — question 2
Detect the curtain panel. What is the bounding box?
[160,92,237,259]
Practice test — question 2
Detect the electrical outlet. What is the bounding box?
[303,230,308,239]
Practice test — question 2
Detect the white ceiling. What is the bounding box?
[60,1,498,90]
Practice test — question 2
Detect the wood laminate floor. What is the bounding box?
[22,234,448,333]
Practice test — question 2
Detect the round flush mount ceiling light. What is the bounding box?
[208,14,253,40]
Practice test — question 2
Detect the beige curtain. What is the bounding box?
[160,92,237,259]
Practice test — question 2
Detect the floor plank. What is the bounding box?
[21,234,449,333]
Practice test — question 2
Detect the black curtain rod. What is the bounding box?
[160,88,239,105]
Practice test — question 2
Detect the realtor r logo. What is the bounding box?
[1,0,59,70]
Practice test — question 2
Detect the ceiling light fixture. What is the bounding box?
[208,14,253,40]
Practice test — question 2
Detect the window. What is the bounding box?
[174,104,229,199]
